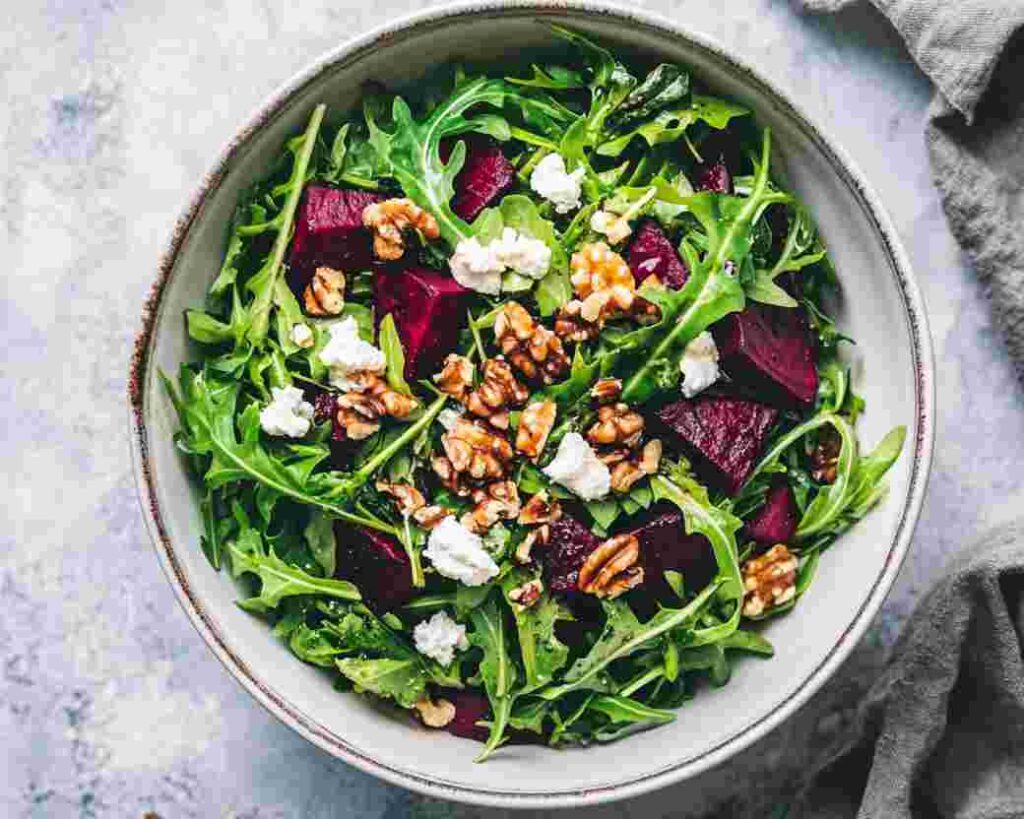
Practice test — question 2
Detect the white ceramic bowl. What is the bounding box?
[129,2,934,808]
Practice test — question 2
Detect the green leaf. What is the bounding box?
[719,629,774,656]
[199,488,226,569]
[507,64,584,90]
[588,694,676,726]
[747,269,799,308]
[597,95,747,157]
[289,622,344,667]
[613,64,691,127]
[335,657,427,709]
[246,105,326,347]
[469,596,517,761]
[501,572,569,692]
[377,313,412,395]
[303,510,336,576]
[539,582,720,700]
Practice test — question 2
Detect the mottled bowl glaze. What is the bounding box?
[129,2,934,808]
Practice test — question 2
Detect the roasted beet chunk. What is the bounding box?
[655,396,778,496]
[442,136,515,222]
[544,514,601,593]
[629,505,717,599]
[696,159,733,194]
[626,220,689,289]
[744,482,798,546]
[334,525,413,612]
[288,185,384,285]
[437,688,491,741]
[712,304,819,406]
[373,266,472,379]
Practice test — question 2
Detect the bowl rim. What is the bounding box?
[128,0,935,809]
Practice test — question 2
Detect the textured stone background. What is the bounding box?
[4,1,1024,816]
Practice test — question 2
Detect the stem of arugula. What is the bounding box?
[353,394,448,481]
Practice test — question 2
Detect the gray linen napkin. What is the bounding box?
[790,1,1024,816]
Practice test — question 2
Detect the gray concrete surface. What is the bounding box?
[3,0,1023,816]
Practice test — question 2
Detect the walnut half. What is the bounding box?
[413,695,456,728]
[578,534,644,599]
[741,544,798,618]
[363,198,440,261]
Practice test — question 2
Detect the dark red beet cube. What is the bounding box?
[334,525,414,612]
[628,505,717,599]
[712,304,819,406]
[655,396,778,496]
[744,482,798,546]
[544,514,601,593]
[373,266,472,379]
[437,688,491,741]
[696,160,733,194]
[288,185,384,286]
[626,220,689,289]
[440,136,516,223]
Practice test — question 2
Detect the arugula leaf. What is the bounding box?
[507,64,585,90]
[539,582,720,701]
[377,313,412,395]
[588,694,676,728]
[597,95,748,157]
[613,64,691,127]
[469,596,517,761]
[335,657,428,709]
[245,105,325,347]
[303,510,336,576]
[501,572,569,692]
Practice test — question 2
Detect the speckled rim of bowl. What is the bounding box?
[128,0,935,809]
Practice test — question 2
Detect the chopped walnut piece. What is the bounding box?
[515,524,550,564]
[412,505,452,530]
[508,578,544,610]
[493,302,570,385]
[433,354,475,400]
[578,534,644,599]
[587,402,645,448]
[518,490,562,526]
[554,300,601,344]
[516,400,557,460]
[570,242,637,323]
[335,374,418,440]
[461,480,521,534]
[811,428,842,484]
[376,481,426,516]
[413,695,456,728]
[441,417,514,483]
[432,455,472,497]
[741,544,799,618]
[362,198,440,261]
[464,359,529,430]
[590,378,623,405]
[303,266,346,316]
[609,439,663,493]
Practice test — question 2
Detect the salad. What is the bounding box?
[165,27,905,760]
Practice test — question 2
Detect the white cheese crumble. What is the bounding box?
[437,406,465,431]
[318,317,385,391]
[290,323,314,349]
[679,331,721,398]
[590,209,632,244]
[449,228,552,294]
[423,517,500,587]
[543,432,611,501]
[529,153,585,214]
[413,610,469,667]
[259,386,314,438]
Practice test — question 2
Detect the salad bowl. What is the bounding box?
[129,1,934,808]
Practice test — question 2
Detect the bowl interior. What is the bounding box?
[133,5,930,807]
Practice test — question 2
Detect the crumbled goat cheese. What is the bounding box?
[529,153,585,214]
[449,228,552,294]
[423,517,500,586]
[413,610,469,667]
[290,323,314,349]
[437,406,465,431]
[259,386,314,438]
[318,317,385,391]
[492,227,552,279]
[543,432,611,501]
[590,209,632,244]
[449,237,503,295]
[679,331,720,398]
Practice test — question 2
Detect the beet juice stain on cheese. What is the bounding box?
[164,26,906,761]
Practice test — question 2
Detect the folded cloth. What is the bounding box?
[790,2,1024,816]
[802,0,1024,383]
